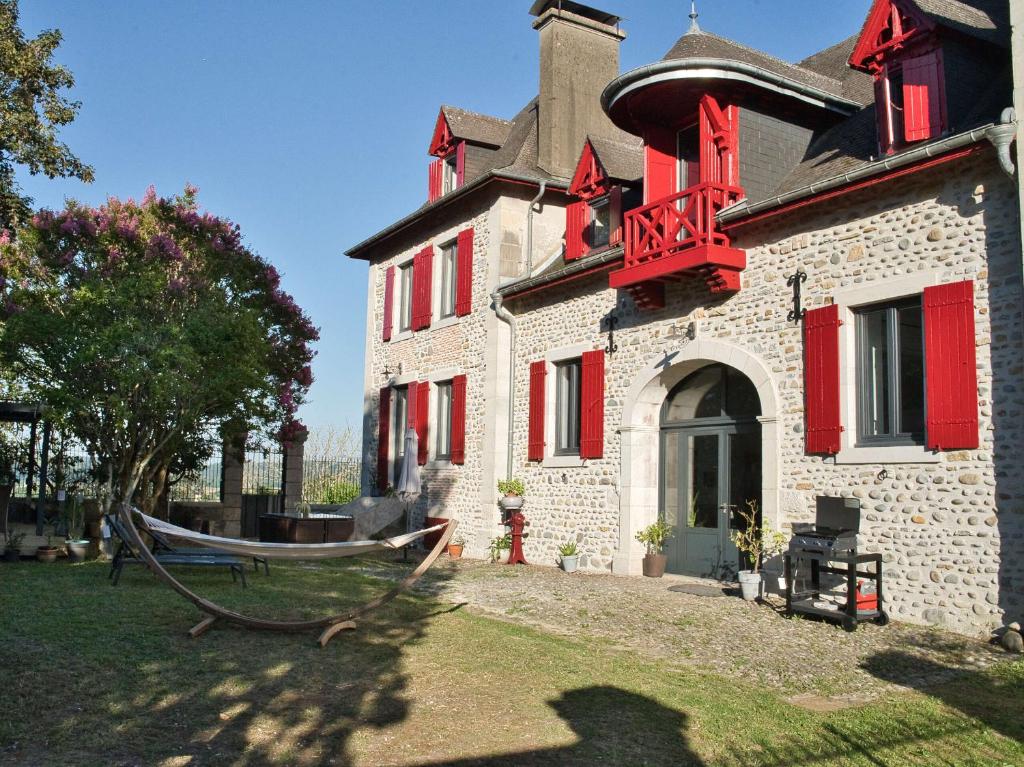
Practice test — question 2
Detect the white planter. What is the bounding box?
[492,551,510,564]
[498,495,524,510]
[561,554,578,573]
[737,570,762,601]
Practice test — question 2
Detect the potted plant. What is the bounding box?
[558,539,579,573]
[63,493,90,563]
[4,530,25,562]
[635,519,674,578]
[447,535,465,559]
[36,528,59,563]
[730,499,787,601]
[488,533,512,564]
[497,478,524,511]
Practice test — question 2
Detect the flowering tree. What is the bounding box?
[0,186,318,514]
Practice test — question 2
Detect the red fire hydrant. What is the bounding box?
[506,508,528,565]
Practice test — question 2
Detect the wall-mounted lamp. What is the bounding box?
[667,321,697,343]
[382,362,402,378]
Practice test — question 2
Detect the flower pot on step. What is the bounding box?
[642,553,667,578]
[36,546,59,564]
[738,570,762,601]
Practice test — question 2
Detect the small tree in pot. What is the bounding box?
[488,533,511,564]
[729,500,787,601]
[635,519,674,578]
[4,529,25,562]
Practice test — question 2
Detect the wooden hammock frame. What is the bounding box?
[116,505,457,647]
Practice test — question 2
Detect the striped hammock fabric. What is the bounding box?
[136,510,443,560]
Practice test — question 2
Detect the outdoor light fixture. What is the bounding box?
[667,321,697,342]
[382,362,402,378]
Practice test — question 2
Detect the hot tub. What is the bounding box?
[258,513,355,544]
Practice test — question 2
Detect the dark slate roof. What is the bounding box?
[440,105,512,148]
[797,35,874,105]
[588,134,644,184]
[477,97,566,182]
[914,0,1009,46]
[663,30,849,102]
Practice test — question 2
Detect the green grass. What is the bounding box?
[1,558,1022,766]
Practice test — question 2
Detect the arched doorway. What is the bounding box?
[660,364,761,578]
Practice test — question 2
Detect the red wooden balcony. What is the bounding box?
[609,181,746,296]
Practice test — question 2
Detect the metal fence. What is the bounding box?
[243,444,283,495]
[169,450,224,503]
[302,458,361,504]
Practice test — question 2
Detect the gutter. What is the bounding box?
[719,123,1007,227]
[602,57,863,121]
[491,293,517,482]
[346,170,568,260]
[498,246,624,298]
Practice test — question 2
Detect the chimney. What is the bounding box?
[530,1,626,178]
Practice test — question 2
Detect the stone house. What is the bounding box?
[347,0,1023,636]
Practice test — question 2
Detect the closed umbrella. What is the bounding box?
[396,428,421,500]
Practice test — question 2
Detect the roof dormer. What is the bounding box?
[426,106,513,203]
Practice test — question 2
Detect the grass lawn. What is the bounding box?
[1,558,1022,766]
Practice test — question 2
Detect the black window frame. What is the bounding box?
[855,296,925,447]
[554,359,582,456]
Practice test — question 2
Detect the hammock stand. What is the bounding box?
[115,505,456,647]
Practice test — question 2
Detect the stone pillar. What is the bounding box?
[281,429,307,514]
[218,432,246,537]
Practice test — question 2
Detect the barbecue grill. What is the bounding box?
[784,496,888,632]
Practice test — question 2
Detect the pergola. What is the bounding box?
[0,401,51,535]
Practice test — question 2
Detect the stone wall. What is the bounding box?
[503,152,1023,635]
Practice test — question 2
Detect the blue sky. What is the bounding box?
[15,0,872,432]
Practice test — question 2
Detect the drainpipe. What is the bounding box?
[491,292,517,481]
[525,181,547,277]
[985,108,1018,178]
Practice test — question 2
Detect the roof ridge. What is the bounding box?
[440,104,513,125]
[680,30,844,87]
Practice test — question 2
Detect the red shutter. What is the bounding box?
[804,304,843,455]
[528,361,546,461]
[643,126,677,203]
[455,141,466,188]
[455,228,474,316]
[450,374,467,465]
[416,381,429,465]
[565,201,588,261]
[924,280,978,450]
[376,387,391,492]
[608,187,623,246]
[428,159,443,202]
[412,246,433,331]
[580,350,605,459]
[382,265,395,342]
[903,51,942,142]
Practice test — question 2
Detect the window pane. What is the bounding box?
[556,360,581,453]
[861,308,891,438]
[393,388,407,484]
[399,265,413,331]
[897,303,924,436]
[436,382,452,458]
[440,245,456,318]
[591,199,610,249]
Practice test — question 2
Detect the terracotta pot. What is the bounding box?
[642,553,667,578]
[447,543,464,559]
[36,546,59,564]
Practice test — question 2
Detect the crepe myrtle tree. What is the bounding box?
[0,186,318,516]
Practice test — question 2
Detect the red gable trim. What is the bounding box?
[429,109,456,157]
[849,0,934,73]
[569,139,611,200]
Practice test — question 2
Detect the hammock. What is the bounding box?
[136,510,444,560]
[115,505,456,647]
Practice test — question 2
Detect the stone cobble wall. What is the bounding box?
[506,154,1024,635]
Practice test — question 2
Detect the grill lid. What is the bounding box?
[815,496,860,534]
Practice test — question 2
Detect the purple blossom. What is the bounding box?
[143,185,157,205]
[168,277,188,294]
[32,210,54,229]
[0,230,9,245]
[146,233,182,262]
[60,218,81,236]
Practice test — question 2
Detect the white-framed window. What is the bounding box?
[439,241,457,320]
[398,262,414,332]
[555,359,582,455]
[443,153,458,195]
[855,297,924,446]
[435,380,453,460]
[392,385,408,484]
[589,197,610,250]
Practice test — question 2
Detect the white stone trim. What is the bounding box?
[615,339,780,576]
[832,271,939,309]
[542,455,586,468]
[544,343,594,363]
[835,444,940,464]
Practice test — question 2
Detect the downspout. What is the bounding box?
[985,108,1018,178]
[491,292,516,481]
[525,181,547,277]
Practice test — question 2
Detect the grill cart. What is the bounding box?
[783,497,889,632]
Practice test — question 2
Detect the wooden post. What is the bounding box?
[35,420,50,536]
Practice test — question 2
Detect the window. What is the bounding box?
[876,50,944,153]
[392,386,408,483]
[589,197,610,250]
[439,241,457,319]
[443,153,458,195]
[856,298,924,445]
[398,263,414,332]
[435,380,453,460]
[555,359,582,455]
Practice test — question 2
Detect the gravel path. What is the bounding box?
[354,556,1007,699]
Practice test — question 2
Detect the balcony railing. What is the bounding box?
[623,181,744,270]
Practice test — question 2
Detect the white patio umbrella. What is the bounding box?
[395,428,421,555]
